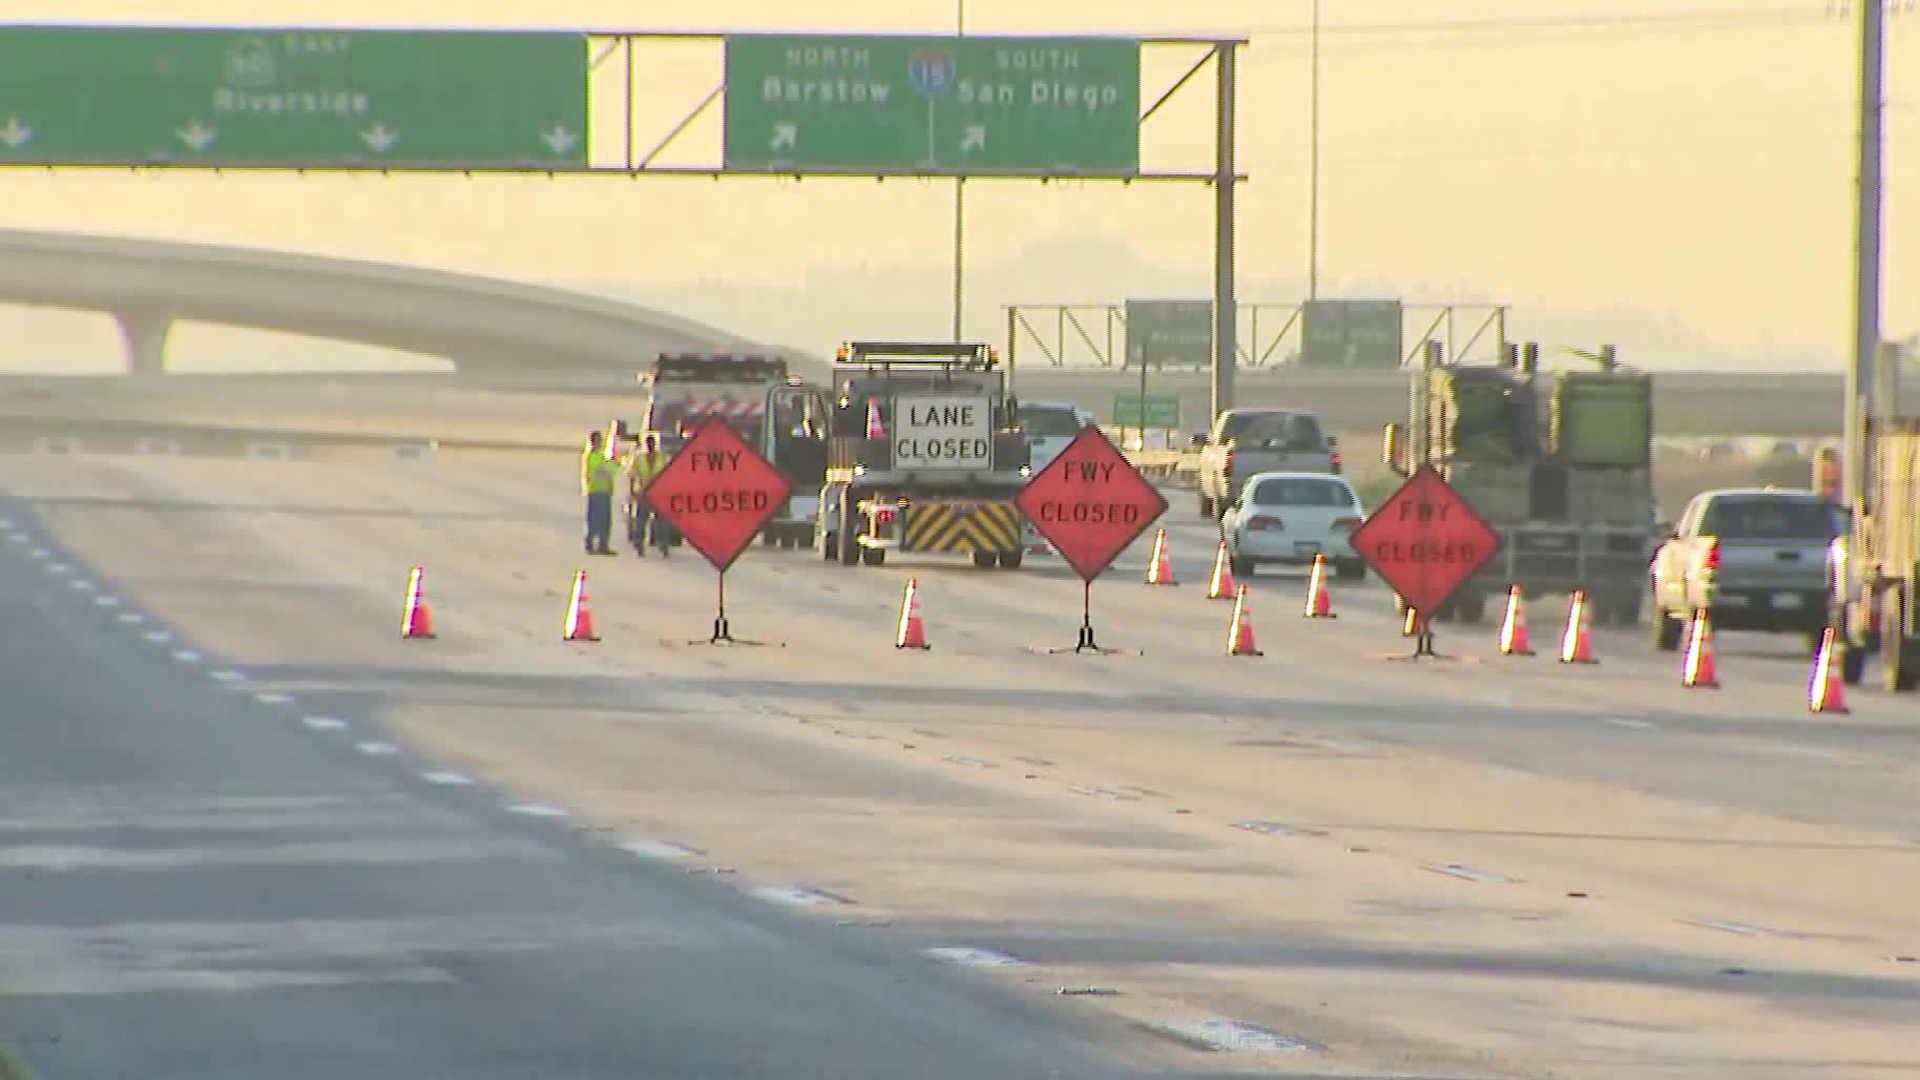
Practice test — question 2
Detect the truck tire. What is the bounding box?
[1883,590,1918,693]
[972,551,998,569]
[1198,493,1215,519]
[1650,603,1684,651]
[1841,641,1867,685]
[838,491,860,566]
[997,550,1024,570]
[861,546,887,567]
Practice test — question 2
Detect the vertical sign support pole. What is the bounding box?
[1078,580,1097,652]
[711,570,732,644]
[1138,333,1149,446]
[1307,0,1321,301]
[1211,42,1238,424]
[1845,0,1885,524]
[951,0,968,344]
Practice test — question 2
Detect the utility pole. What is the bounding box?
[1845,0,1885,519]
[1307,0,1321,301]
[952,0,967,343]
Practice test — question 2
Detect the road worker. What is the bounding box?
[581,430,619,556]
[628,432,673,558]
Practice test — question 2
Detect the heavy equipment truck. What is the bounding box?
[1382,341,1657,624]
[1830,420,1920,691]
[814,340,1033,569]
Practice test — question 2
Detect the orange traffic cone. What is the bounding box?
[865,397,886,440]
[400,565,436,639]
[1302,553,1336,618]
[1145,529,1177,585]
[1497,585,1533,656]
[1558,590,1596,664]
[1206,541,1237,600]
[563,569,600,642]
[1682,608,1719,688]
[1227,585,1262,656]
[1809,626,1849,714]
[896,577,930,650]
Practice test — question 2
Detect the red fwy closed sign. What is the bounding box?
[1346,464,1499,616]
[1015,426,1168,583]
[643,418,793,572]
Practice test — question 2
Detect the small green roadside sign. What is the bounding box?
[1113,395,1180,428]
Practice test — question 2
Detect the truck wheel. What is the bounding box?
[1650,604,1684,651]
[861,546,887,567]
[972,551,998,569]
[761,531,777,547]
[1883,590,1918,693]
[997,550,1024,570]
[1841,641,1867,685]
[1198,494,1215,519]
[820,531,836,560]
[838,491,861,565]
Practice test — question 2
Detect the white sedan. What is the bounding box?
[1219,471,1368,580]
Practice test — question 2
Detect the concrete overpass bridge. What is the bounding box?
[0,226,812,377]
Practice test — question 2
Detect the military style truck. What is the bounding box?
[1383,341,1656,624]
[1830,420,1920,691]
[815,341,1033,569]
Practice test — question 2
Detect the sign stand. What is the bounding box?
[693,570,773,647]
[1044,581,1133,656]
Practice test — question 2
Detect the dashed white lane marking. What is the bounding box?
[208,670,246,682]
[92,596,120,608]
[420,771,474,786]
[301,716,351,732]
[171,649,201,664]
[748,885,854,907]
[1606,717,1657,730]
[45,562,69,574]
[922,947,1026,968]
[504,803,571,818]
[27,547,47,559]
[619,840,703,860]
[142,630,172,644]
[253,692,295,707]
[68,579,93,591]
[5,534,26,545]
[116,612,144,624]
[354,741,400,756]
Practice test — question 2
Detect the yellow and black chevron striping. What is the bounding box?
[901,501,1023,554]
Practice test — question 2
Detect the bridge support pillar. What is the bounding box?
[115,309,173,377]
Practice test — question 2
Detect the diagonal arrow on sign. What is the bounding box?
[539,125,578,154]
[0,116,32,150]
[176,122,217,151]
[360,123,399,152]
[959,125,986,152]
[770,123,797,151]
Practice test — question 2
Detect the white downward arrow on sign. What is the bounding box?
[360,123,399,152]
[540,125,578,154]
[770,123,797,151]
[960,125,987,152]
[176,121,217,151]
[0,116,32,150]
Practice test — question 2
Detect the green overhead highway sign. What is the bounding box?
[1124,299,1212,367]
[722,34,1140,174]
[1302,299,1404,368]
[1112,394,1180,429]
[0,26,588,167]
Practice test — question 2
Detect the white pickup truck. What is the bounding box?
[1193,408,1339,519]
[1649,487,1846,654]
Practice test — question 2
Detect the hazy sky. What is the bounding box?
[2,0,1913,371]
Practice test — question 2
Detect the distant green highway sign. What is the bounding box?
[1124,299,1212,367]
[1301,299,1404,368]
[722,34,1140,174]
[1112,394,1180,428]
[0,27,588,167]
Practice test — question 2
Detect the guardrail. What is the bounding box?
[1124,448,1201,486]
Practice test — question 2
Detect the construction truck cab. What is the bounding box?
[636,351,832,548]
[815,340,1034,569]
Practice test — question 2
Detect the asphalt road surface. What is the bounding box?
[2,410,1918,1080]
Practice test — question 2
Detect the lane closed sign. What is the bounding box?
[893,395,992,470]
